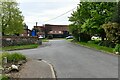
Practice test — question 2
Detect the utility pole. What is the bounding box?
[78,6,81,42]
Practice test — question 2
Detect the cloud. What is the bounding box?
[17,0,79,3]
[18,0,79,29]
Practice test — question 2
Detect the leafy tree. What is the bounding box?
[69,24,79,41]
[69,2,117,41]
[102,22,120,44]
[112,1,120,23]
[1,0,24,35]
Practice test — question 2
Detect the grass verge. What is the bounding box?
[77,42,114,53]
[2,44,39,51]
[66,39,73,42]
[42,39,49,42]
[66,39,114,54]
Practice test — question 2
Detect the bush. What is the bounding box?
[1,75,9,80]
[79,33,91,42]
[98,40,115,48]
[47,35,53,39]
[87,40,100,44]
[102,22,120,44]
[113,44,120,54]
[2,52,26,63]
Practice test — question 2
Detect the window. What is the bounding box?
[50,31,53,33]
[59,31,62,33]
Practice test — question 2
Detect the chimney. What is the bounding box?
[36,22,38,26]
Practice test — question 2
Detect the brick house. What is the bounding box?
[20,24,31,36]
[34,24,69,38]
[20,29,31,36]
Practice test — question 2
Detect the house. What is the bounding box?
[20,29,31,36]
[34,24,69,38]
[20,24,31,36]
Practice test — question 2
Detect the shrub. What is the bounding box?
[2,52,26,63]
[87,40,100,44]
[9,53,26,62]
[98,40,115,48]
[113,44,120,54]
[1,75,9,80]
[47,35,53,39]
[79,33,91,42]
[102,22,120,44]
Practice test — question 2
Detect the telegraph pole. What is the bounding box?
[78,6,81,42]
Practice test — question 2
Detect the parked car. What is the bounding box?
[91,36,101,40]
[66,36,73,39]
[39,35,44,39]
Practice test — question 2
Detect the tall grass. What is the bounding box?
[2,52,26,63]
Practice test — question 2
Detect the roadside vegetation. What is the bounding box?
[77,41,114,53]
[41,39,49,42]
[0,52,27,80]
[2,44,39,51]
[1,52,26,63]
[67,39,119,54]
[1,75,9,80]
[68,1,120,55]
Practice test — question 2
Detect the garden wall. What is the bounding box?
[2,36,40,47]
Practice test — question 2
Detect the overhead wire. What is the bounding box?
[43,7,77,23]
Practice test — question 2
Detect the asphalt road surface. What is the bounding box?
[10,39,118,78]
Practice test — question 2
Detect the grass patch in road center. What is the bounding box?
[2,44,39,51]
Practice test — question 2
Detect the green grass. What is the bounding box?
[0,75,9,80]
[66,39,73,42]
[77,42,114,53]
[2,44,39,51]
[2,52,26,63]
[42,39,49,42]
[66,39,114,54]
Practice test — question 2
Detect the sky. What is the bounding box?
[17,0,80,29]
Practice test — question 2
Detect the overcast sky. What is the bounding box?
[17,0,80,29]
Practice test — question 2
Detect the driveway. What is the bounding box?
[10,39,118,78]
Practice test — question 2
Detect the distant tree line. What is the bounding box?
[69,1,120,44]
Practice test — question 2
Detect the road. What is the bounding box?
[10,39,118,78]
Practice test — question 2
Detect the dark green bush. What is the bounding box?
[47,35,53,39]
[79,33,91,42]
[2,52,26,63]
[98,40,115,48]
[87,40,100,44]
[113,44,120,54]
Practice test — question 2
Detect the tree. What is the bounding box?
[1,0,24,35]
[102,22,120,44]
[69,2,117,41]
[112,1,120,23]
